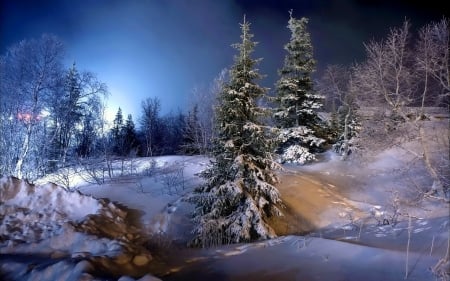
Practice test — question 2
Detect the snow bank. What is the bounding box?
[0,176,156,280]
[36,155,209,191]
[1,176,100,221]
[0,177,101,246]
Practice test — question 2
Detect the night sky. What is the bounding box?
[0,0,446,120]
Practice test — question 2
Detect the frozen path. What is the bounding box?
[272,170,364,234]
[152,151,448,281]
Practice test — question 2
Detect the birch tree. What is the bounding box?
[318,65,360,159]
[0,34,64,178]
[188,69,228,154]
[140,97,161,157]
[415,17,449,108]
[354,20,449,198]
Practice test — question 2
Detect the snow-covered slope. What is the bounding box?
[163,235,440,281]
[1,150,448,280]
[0,176,158,281]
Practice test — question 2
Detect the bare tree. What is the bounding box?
[415,17,449,108]
[181,104,202,155]
[0,34,64,179]
[318,65,360,159]
[413,18,450,198]
[188,68,227,154]
[48,63,108,167]
[354,20,414,117]
[353,20,449,198]
[140,97,161,157]
[158,110,185,155]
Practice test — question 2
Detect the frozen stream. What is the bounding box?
[1,153,447,280]
[146,156,448,281]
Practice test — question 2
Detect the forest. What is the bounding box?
[0,12,449,281]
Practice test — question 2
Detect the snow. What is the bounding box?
[1,139,448,280]
[0,175,159,280]
[164,235,439,281]
[277,126,326,164]
[280,144,315,164]
[1,177,100,221]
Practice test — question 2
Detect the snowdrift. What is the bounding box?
[0,176,157,281]
[164,235,439,281]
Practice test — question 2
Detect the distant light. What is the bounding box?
[17,112,44,123]
[17,113,32,122]
[40,109,50,118]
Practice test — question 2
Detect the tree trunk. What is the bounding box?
[418,125,444,195]
[14,123,32,178]
[341,107,352,160]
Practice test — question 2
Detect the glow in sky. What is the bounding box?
[1,0,446,121]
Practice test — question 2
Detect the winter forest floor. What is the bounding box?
[1,119,449,280]
[157,151,449,281]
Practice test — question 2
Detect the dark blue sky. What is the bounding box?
[1,0,446,120]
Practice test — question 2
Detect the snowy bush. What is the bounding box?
[332,116,361,160]
[277,127,325,164]
[278,127,325,147]
[157,164,185,195]
[333,137,358,160]
[280,145,315,164]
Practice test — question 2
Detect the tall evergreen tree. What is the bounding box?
[60,63,83,162]
[189,17,282,247]
[274,12,325,164]
[274,12,322,127]
[122,114,138,155]
[112,107,124,155]
[76,111,96,158]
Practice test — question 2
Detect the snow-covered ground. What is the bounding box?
[0,156,210,280]
[0,176,158,280]
[1,131,448,280]
[162,235,442,281]
[153,148,448,281]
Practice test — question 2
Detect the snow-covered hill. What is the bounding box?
[0,177,157,281]
[0,149,448,280]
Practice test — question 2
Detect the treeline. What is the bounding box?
[1,16,448,185]
[109,100,185,157]
[0,34,219,180]
[0,35,108,179]
[108,69,228,158]
[317,18,449,159]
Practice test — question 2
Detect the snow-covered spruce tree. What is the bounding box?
[188,17,282,247]
[121,114,138,156]
[111,107,124,155]
[274,12,325,164]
